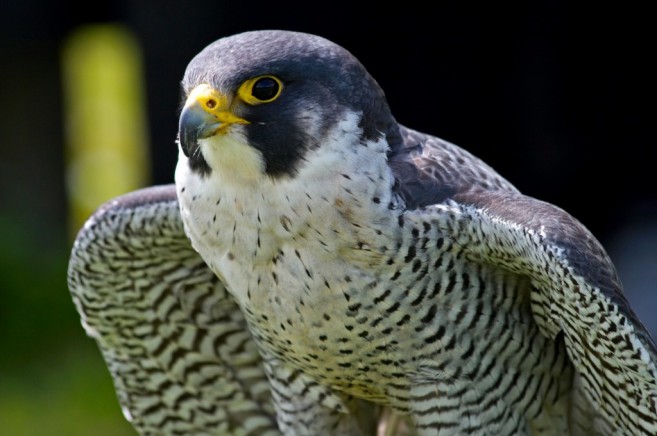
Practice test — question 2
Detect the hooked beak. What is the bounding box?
[178,84,249,157]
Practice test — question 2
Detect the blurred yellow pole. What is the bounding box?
[62,24,151,239]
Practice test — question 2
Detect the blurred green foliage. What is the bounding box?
[0,23,158,435]
[0,213,134,435]
[0,23,150,435]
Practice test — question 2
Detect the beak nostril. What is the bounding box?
[206,99,217,109]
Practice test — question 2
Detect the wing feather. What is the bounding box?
[392,126,657,433]
[67,185,279,435]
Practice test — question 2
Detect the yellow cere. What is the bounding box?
[186,84,229,112]
[186,84,250,132]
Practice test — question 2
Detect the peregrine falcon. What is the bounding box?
[68,30,657,435]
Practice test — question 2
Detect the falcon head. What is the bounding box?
[177,30,400,180]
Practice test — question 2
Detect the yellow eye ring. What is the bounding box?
[238,75,283,105]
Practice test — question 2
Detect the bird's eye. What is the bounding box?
[252,77,280,100]
[238,75,283,104]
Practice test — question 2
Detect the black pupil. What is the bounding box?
[252,77,279,101]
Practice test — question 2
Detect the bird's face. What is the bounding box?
[177,30,398,182]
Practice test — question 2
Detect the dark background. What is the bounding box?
[1,2,655,434]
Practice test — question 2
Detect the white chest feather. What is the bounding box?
[175,115,401,314]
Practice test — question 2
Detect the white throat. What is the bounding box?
[175,112,401,304]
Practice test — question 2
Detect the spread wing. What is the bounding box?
[391,126,657,433]
[67,185,279,435]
